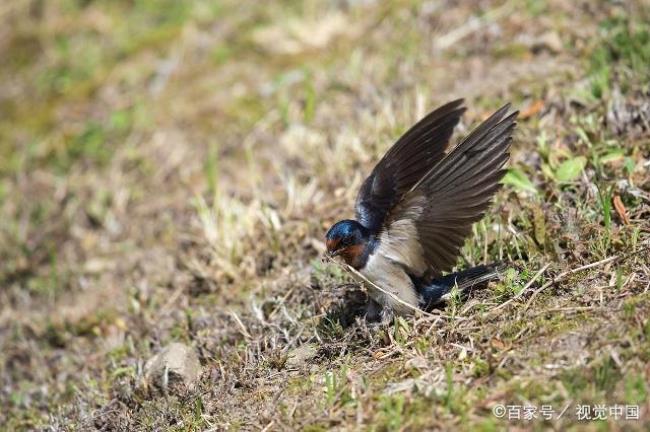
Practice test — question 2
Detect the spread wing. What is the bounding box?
[355,99,466,232]
[379,104,518,278]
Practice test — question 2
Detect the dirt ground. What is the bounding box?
[1,0,650,430]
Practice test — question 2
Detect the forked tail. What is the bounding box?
[418,263,504,311]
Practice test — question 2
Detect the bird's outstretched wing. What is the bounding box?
[355,99,466,232]
[378,104,518,278]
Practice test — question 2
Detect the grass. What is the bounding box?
[1,0,650,430]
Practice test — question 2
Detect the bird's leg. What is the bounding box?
[380,306,395,325]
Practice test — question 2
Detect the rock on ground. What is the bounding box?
[144,343,202,393]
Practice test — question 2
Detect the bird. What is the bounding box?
[325,99,517,318]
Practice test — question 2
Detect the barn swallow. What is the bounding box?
[325,99,517,317]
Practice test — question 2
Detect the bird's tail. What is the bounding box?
[418,263,504,311]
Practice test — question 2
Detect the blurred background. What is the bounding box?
[1,0,649,429]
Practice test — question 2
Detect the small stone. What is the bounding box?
[285,344,318,369]
[537,31,563,53]
[144,343,202,393]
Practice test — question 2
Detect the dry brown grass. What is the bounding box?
[1,0,650,430]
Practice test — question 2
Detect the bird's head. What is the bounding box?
[325,220,370,268]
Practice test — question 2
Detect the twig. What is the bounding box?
[450,342,474,352]
[434,1,514,50]
[523,255,618,310]
[524,243,650,310]
[530,305,599,317]
[229,310,252,340]
[490,263,550,313]
[324,255,438,318]
[160,284,185,314]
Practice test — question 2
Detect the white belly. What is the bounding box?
[360,251,421,315]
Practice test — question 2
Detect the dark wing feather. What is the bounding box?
[384,104,517,277]
[355,99,466,232]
